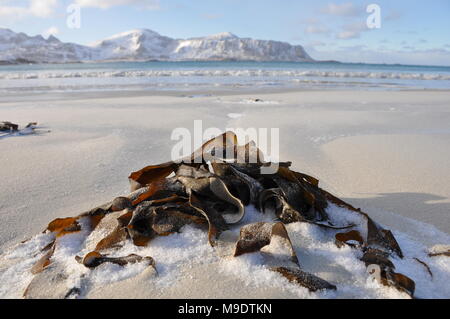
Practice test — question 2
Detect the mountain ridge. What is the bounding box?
[0,28,313,64]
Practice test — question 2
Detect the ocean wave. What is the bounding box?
[1,69,450,81]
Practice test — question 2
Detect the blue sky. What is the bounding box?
[1,0,450,65]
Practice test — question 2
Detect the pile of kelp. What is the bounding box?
[0,121,41,138]
[25,131,446,298]
[0,121,37,132]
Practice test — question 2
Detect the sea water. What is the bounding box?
[0,61,449,93]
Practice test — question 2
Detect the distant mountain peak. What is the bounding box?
[0,28,16,37]
[204,32,238,40]
[0,28,314,63]
[123,28,160,36]
[47,35,60,42]
[101,28,161,41]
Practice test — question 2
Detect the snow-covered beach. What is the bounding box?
[0,89,449,299]
[2,0,450,305]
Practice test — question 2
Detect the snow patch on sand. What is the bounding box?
[0,203,449,299]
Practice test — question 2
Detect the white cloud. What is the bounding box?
[29,0,57,17]
[320,2,360,17]
[308,40,326,47]
[75,0,160,10]
[0,0,159,21]
[42,26,59,38]
[317,3,369,40]
[344,21,367,32]
[0,0,57,20]
[336,22,369,40]
[0,6,28,19]
[305,25,330,34]
[0,0,160,24]
[337,31,359,39]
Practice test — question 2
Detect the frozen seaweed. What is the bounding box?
[16,131,432,298]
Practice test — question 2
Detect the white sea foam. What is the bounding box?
[1,70,449,81]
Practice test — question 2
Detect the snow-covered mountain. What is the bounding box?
[173,31,312,61]
[0,28,313,64]
[0,28,95,64]
[91,29,178,61]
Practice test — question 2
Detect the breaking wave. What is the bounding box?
[1,69,450,81]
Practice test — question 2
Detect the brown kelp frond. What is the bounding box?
[189,192,228,246]
[47,217,82,237]
[428,245,450,257]
[362,247,415,297]
[413,258,433,278]
[335,230,364,248]
[366,217,403,258]
[234,222,299,267]
[30,242,55,274]
[271,267,337,292]
[128,161,178,192]
[77,251,155,269]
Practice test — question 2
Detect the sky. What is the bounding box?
[1,0,450,66]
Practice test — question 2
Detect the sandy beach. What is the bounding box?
[1,89,449,298]
[2,0,450,305]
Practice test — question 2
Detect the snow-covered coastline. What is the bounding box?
[0,28,313,64]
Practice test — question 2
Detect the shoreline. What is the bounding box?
[1,87,450,104]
